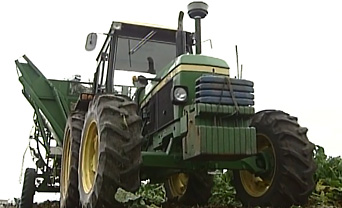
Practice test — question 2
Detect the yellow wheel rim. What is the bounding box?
[61,128,71,197]
[239,134,275,197]
[168,173,189,197]
[81,120,99,194]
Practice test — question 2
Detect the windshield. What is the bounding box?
[115,36,176,74]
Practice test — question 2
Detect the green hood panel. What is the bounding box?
[157,54,230,78]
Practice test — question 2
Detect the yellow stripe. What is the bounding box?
[141,65,229,107]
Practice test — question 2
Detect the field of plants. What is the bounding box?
[26,145,342,208]
[108,145,342,208]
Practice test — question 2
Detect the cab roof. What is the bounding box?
[109,21,191,44]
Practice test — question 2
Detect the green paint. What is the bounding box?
[157,54,229,79]
[16,20,271,195]
[16,56,79,145]
[142,54,230,105]
[141,151,267,174]
[17,43,258,184]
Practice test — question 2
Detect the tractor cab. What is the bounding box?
[109,22,193,74]
[87,21,193,97]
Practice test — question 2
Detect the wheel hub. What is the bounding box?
[239,134,275,197]
[168,173,189,197]
[81,120,99,194]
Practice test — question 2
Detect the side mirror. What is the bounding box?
[133,75,162,87]
[85,33,97,51]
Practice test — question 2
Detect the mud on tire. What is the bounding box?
[78,94,142,208]
[233,110,316,208]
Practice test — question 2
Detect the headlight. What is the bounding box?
[173,86,188,104]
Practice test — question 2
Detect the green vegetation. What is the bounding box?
[30,145,341,208]
[117,145,341,208]
[310,145,342,207]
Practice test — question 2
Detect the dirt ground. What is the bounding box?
[35,201,59,208]
[3,200,59,208]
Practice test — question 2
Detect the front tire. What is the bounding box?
[20,168,36,208]
[233,110,316,208]
[78,94,142,208]
[165,172,213,206]
[60,111,85,208]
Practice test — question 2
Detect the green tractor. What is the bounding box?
[16,2,316,208]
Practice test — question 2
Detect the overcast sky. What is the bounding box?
[1,0,341,202]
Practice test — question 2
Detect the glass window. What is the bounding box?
[115,37,176,74]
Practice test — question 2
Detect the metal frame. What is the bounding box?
[92,22,193,94]
[16,56,81,192]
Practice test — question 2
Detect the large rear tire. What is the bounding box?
[165,172,213,206]
[60,111,85,208]
[20,168,36,208]
[78,94,142,208]
[233,110,316,208]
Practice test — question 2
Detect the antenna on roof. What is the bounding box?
[235,45,239,79]
[240,64,243,79]
[203,39,213,49]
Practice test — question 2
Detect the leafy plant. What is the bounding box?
[209,170,241,207]
[33,145,341,208]
[311,145,342,207]
[134,183,166,206]
[115,182,166,208]
[119,146,342,207]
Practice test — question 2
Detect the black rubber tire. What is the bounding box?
[79,94,142,208]
[60,111,85,208]
[165,172,214,206]
[20,168,36,208]
[233,110,316,208]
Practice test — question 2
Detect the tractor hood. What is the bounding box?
[156,54,230,79]
[142,54,230,106]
